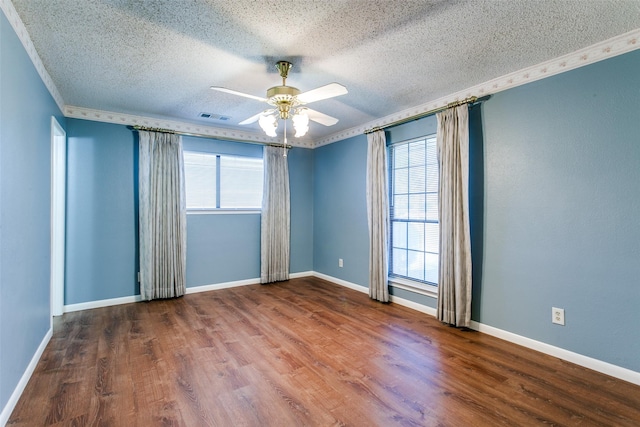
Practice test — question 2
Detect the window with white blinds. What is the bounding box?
[389,135,439,286]
[184,151,263,211]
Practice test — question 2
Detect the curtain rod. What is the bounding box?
[364,95,488,134]
[130,125,292,149]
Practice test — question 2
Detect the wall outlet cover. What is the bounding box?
[552,307,565,325]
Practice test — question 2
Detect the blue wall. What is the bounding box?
[478,50,640,371]
[313,136,369,287]
[288,147,314,273]
[65,119,138,304]
[0,11,64,415]
[65,122,315,302]
[186,213,261,285]
[312,50,640,372]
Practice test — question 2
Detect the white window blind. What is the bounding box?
[184,152,217,209]
[220,156,263,208]
[184,151,263,210]
[390,135,439,285]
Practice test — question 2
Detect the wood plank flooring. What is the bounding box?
[8,277,640,426]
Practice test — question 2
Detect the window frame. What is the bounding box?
[183,150,263,215]
[388,134,439,298]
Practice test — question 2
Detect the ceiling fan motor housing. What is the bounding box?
[267,85,301,119]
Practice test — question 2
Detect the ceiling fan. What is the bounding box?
[211,61,348,138]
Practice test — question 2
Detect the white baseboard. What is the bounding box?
[186,277,260,294]
[64,272,315,311]
[468,321,640,386]
[0,327,52,426]
[289,271,315,279]
[64,277,265,310]
[64,294,142,313]
[186,272,314,294]
[313,272,640,386]
[312,271,368,293]
[311,271,438,316]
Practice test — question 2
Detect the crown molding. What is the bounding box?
[64,106,315,148]
[313,28,640,148]
[1,0,65,112]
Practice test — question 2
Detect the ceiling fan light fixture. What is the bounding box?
[292,109,309,138]
[259,113,278,137]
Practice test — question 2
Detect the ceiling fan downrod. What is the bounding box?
[275,61,292,85]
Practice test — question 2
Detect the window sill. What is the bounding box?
[187,209,261,215]
[388,277,438,299]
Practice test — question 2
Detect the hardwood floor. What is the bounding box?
[8,277,640,426]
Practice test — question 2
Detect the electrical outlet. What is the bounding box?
[552,307,565,325]
[338,258,344,268]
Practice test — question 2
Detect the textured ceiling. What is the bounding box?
[9,0,640,145]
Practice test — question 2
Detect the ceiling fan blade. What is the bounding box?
[305,108,339,126]
[297,83,348,104]
[210,86,267,103]
[238,109,275,125]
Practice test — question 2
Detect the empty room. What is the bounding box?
[1,1,639,425]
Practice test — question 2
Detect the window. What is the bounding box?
[184,151,263,211]
[389,135,439,289]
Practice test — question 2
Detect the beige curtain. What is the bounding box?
[366,130,389,302]
[138,131,187,301]
[260,146,290,283]
[436,105,472,326]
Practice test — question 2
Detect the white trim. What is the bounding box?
[64,273,315,311]
[468,321,640,386]
[184,272,315,291]
[0,327,53,426]
[289,271,315,279]
[311,272,439,316]
[388,277,438,299]
[185,277,260,294]
[185,272,328,293]
[312,271,368,294]
[50,117,66,319]
[63,106,314,149]
[314,28,640,148]
[0,0,65,112]
[64,295,143,313]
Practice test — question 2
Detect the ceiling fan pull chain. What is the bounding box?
[283,119,288,157]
